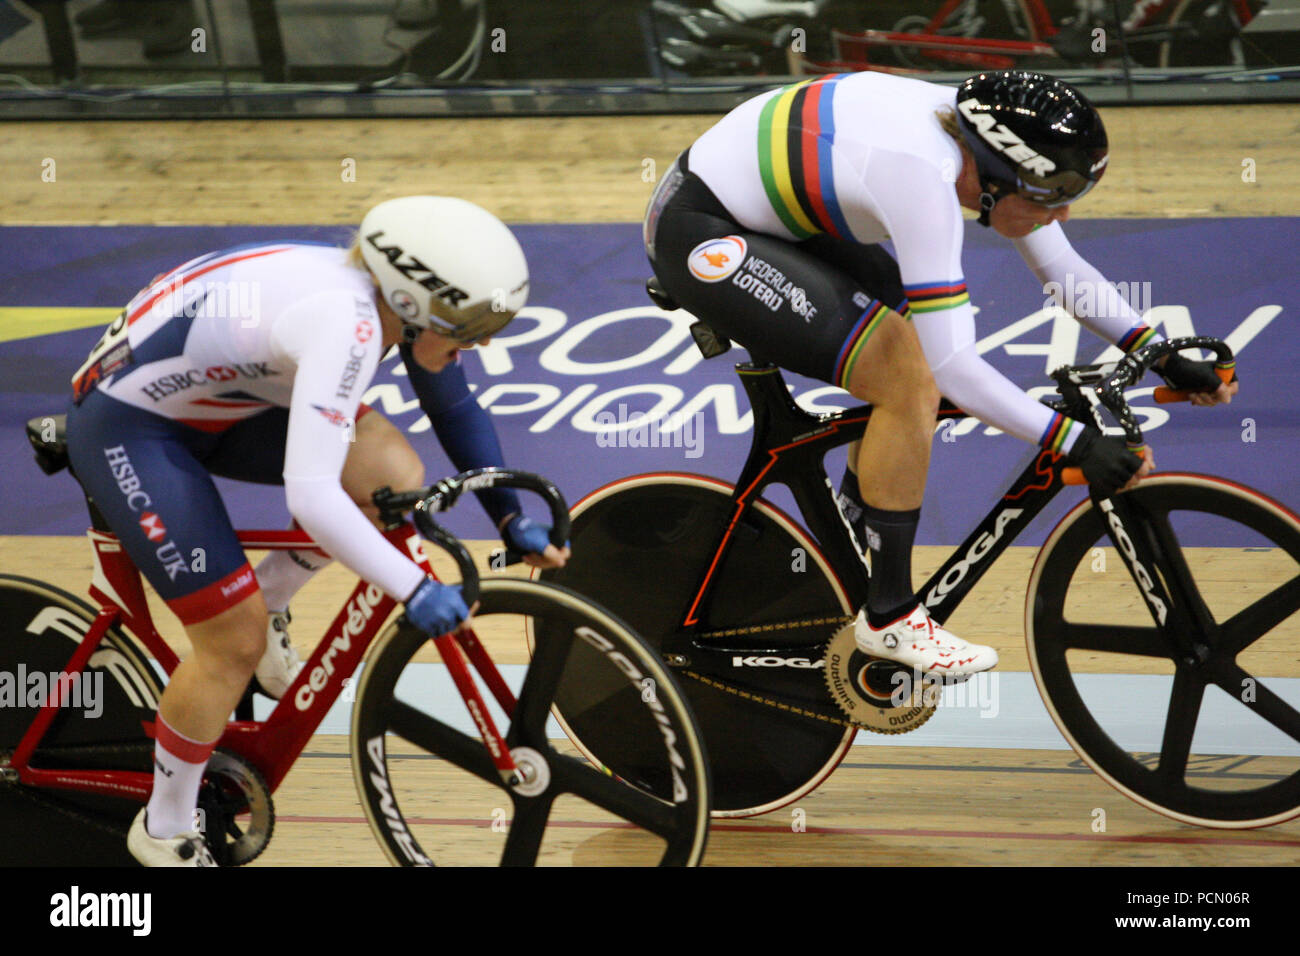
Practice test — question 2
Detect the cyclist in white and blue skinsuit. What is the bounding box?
[66,196,568,866]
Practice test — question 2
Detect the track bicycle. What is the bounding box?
[0,421,711,866]
[542,282,1300,828]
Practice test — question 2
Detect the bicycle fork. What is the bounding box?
[429,627,525,787]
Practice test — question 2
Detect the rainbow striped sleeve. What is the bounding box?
[1118,324,1158,353]
[756,74,854,241]
[904,280,970,315]
[1040,412,1080,453]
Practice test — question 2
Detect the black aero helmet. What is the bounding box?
[955,70,1109,209]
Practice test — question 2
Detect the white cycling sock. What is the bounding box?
[146,715,218,839]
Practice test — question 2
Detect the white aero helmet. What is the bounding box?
[359,195,529,342]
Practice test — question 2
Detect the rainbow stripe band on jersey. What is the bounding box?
[834,299,893,389]
[757,74,854,241]
[1118,324,1158,352]
[904,280,970,314]
[1040,412,1078,453]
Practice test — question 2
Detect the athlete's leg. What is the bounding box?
[66,393,269,853]
[843,313,940,511]
[142,590,266,842]
[159,592,268,738]
[341,408,425,520]
[246,407,423,614]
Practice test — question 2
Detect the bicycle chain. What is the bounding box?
[695,614,851,641]
[0,742,153,841]
[1,770,133,840]
[680,668,854,728]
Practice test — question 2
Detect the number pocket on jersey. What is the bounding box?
[72,310,134,404]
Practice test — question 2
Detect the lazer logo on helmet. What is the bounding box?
[957,97,1056,178]
[364,230,470,308]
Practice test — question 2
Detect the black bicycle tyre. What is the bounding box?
[0,574,163,864]
[350,576,711,866]
[1027,473,1300,827]
[541,474,856,818]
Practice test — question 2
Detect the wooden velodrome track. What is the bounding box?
[3,105,1299,866]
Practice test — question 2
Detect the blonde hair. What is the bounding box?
[935,107,965,146]
[345,233,380,294]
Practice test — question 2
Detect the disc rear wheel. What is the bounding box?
[542,475,856,817]
[0,575,162,865]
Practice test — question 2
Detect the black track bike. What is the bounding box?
[542,287,1300,828]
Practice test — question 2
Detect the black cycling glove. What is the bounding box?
[1156,354,1228,394]
[1067,429,1143,496]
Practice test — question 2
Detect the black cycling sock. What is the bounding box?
[836,466,867,540]
[860,501,921,627]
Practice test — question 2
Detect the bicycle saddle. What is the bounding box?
[26,414,69,475]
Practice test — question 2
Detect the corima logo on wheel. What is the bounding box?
[687,236,747,283]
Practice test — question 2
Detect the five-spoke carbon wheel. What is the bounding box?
[351,577,710,865]
[1027,475,1300,827]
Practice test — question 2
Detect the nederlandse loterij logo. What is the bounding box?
[687,236,747,283]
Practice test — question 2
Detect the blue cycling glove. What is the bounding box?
[502,514,553,557]
[405,578,470,636]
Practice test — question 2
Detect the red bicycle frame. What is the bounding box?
[9,521,523,803]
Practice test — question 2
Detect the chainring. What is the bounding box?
[823,622,938,734]
[197,748,274,866]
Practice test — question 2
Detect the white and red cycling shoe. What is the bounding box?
[851,604,998,682]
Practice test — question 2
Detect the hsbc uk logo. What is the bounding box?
[139,512,167,543]
[140,363,278,403]
[102,446,189,581]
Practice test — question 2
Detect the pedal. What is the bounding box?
[822,622,937,734]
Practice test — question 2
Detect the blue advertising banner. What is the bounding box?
[2,219,1296,547]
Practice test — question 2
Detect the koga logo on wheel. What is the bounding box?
[574,626,690,803]
[687,236,747,283]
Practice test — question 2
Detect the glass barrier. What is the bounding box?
[0,0,1295,117]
